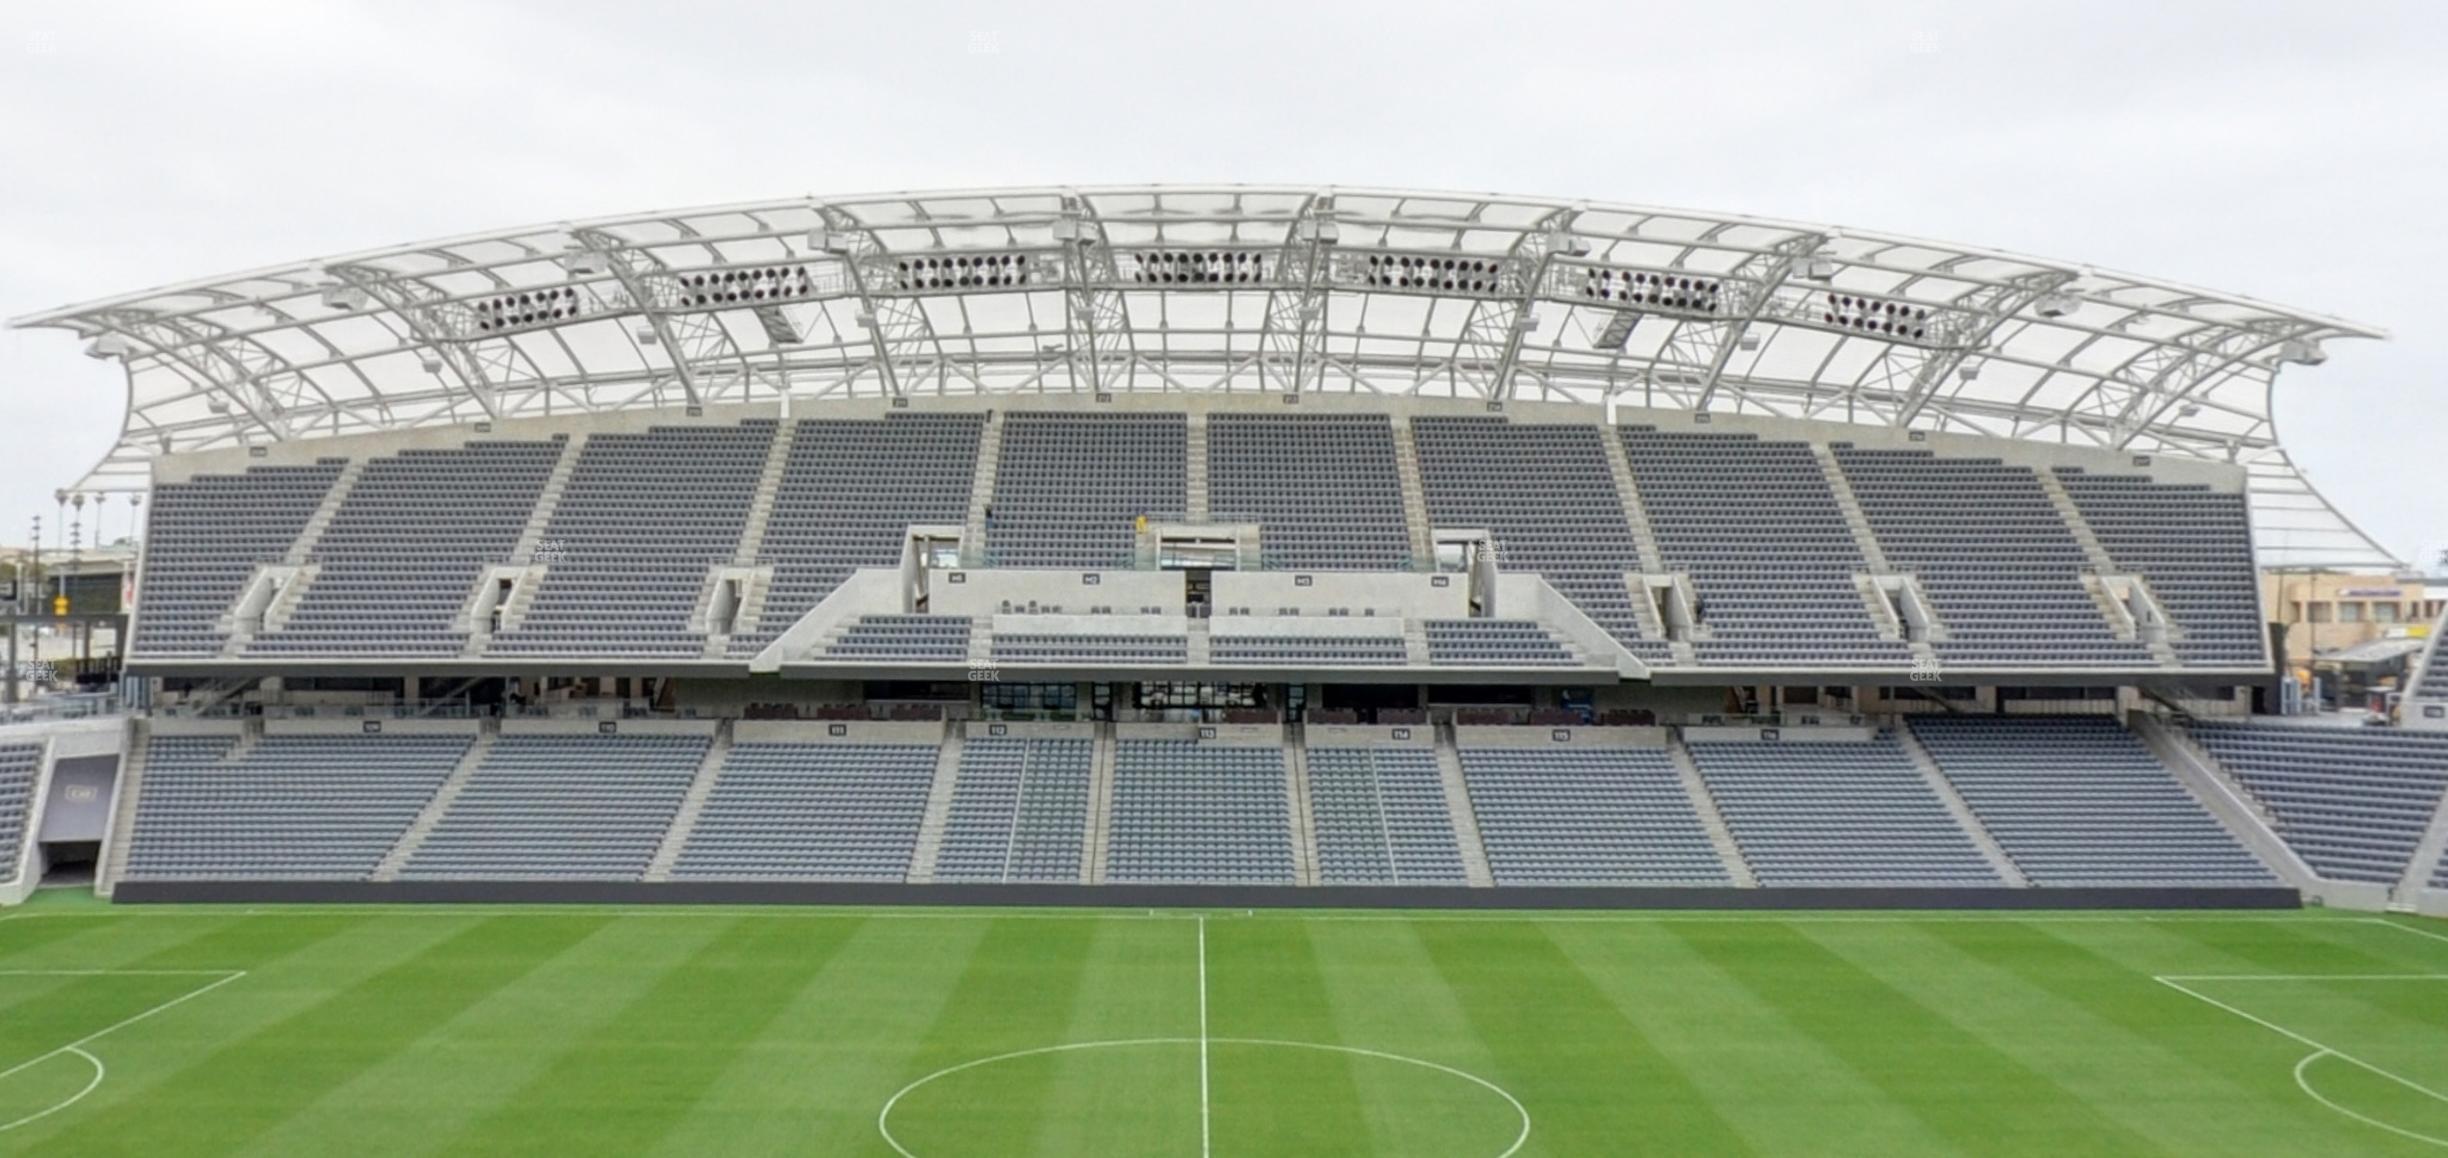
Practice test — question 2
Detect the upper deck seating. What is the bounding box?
[135,461,345,655]
[1208,412,1411,570]
[490,422,774,656]
[249,439,563,656]
[2053,468,2266,666]
[1411,417,1668,661]
[1835,447,2152,669]
[986,412,1186,568]
[1620,427,1908,667]
[733,412,984,654]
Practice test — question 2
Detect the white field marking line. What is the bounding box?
[2297,1050,2448,1150]
[2370,918,2448,947]
[874,1037,1530,1158]
[2155,974,2448,1149]
[0,970,246,1133]
[1197,915,1211,1158]
[2160,974,2448,982]
[0,1048,103,1134]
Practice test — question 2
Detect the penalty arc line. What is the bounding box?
[0,970,246,1133]
[2154,975,2448,1149]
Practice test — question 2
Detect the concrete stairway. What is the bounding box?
[1665,736,1759,887]
[374,728,498,882]
[907,721,966,884]
[1284,722,1319,887]
[1598,427,1668,574]
[2035,467,2121,575]
[963,410,1005,565]
[1894,726,2030,886]
[94,719,151,899]
[1185,412,1210,523]
[644,721,733,882]
[1186,618,1212,666]
[286,459,365,566]
[1387,414,1437,569]
[1085,721,1116,884]
[1432,723,1496,887]
[734,418,800,566]
[511,435,585,565]
[1811,443,1892,573]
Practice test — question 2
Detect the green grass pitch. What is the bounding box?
[3,895,2445,1156]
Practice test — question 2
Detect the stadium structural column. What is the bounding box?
[2126,713,2324,893]
[376,726,498,882]
[909,719,967,884]
[646,720,733,883]
[1895,723,2030,886]
[1431,721,1496,888]
[1664,733,1758,887]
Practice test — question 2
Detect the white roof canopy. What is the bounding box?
[11,184,2397,568]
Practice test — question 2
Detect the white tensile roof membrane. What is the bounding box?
[9,184,2398,568]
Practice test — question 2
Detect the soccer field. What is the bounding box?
[2,898,2445,1156]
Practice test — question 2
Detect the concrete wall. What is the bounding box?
[934,569,1184,617]
[1453,724,1669,749]
[1115,721,1283,747]
[732,720,943,745]
[499,718,719,738]
[1306,723,1436,749]
[1213,572,1465,619]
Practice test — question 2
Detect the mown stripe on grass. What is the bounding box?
[1026,917,1208,1157]
[1673,920,2161,1157]
[445,914,867,1154]
[1419,920,1755,1157]
[886,916,1100,1156]
[1543,920,1950,1155]
[643,914,993,1156]
[243,913,738,1156]
[27,914,611,1157]
[1862,918,2353,1156]
[1200,918,1375,1154]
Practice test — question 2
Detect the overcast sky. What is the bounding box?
[2,0,2441,571]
